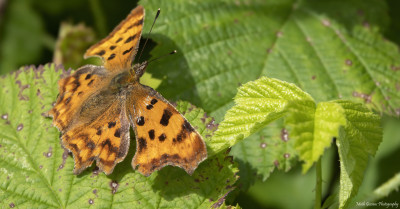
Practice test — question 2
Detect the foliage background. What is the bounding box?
[0,0,399,208]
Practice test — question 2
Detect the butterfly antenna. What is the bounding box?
[148,50,177,64]
[138,8,161,62]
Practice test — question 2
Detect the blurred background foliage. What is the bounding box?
[0,0,399,208]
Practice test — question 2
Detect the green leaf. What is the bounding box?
[139,0,400,122]
[214,77,314,152]
[335,101,382,209]
[230,119,297,189]
[0,65,238,208]
[214,77,312,182]
[300,102,347,171]
[349,116,400,207]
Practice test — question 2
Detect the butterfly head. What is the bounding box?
[131,61,148,81]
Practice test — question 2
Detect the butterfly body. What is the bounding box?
[49,6,207,176]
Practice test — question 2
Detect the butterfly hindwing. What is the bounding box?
[84,5,144,71]
[126,84,207,176]
[62,97,130,175]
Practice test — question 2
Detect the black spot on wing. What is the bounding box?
[124,18,143,33]
[137,116,145,126]
[96,50,106,56]
[124,35,136,43]
[108,54,116,60]
[138,137,147,153]
[110,45,116,50]
[72,79,81,92]
[158,133,166,142]
[88,79,94,86]
[176,131,186,143]
[122,47,133,55]
[108,122,116,128]
[160,109,173,126]
[183,120,195,132]
[136,18,144,26]
[114,129,121,138]
[150,99,158,105]
[64,97,71,105]
[148,130,155,140]
[96,129,102,135]
[116,38,123,43]
[146,104,153,110]
[85,74,92,80]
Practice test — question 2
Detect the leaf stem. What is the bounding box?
[314,159,322,209]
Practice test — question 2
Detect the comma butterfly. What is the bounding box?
[48,6,207,176]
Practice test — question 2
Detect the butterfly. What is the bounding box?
[48,5,207,176]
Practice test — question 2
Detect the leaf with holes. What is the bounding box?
[0,65,238,208]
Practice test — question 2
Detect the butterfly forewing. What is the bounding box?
[126,84,207,176]
[49,65,111,132]
[84,6,144,71]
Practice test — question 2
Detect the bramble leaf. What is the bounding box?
[0,65,238,208]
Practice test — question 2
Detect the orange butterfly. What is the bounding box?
[48,6,207,176]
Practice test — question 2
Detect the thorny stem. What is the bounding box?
[314,159,322,209]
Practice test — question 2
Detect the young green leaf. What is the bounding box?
[213,77,312,184]
[0,65,238,208]
[213,77,315,151]
[334,101,382,209]
[298,102,346,172]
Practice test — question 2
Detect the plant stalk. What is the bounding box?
[314,159,322,209]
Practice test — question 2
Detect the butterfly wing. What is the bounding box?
[49,65,111,131]
[84,5,144,72]
[49,66,131,174]
[126,84,207,176]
